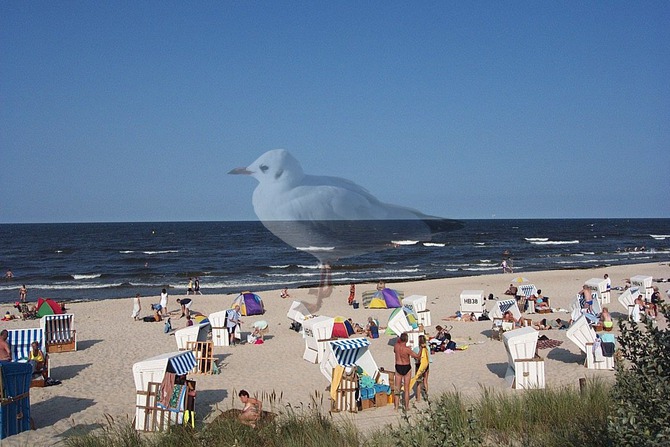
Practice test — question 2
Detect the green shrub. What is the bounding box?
[609,301,670,446]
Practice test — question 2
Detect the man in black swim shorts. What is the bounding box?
[393,332,420,410]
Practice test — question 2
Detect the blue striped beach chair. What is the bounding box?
[40,313,77,353]
[6,328,51,385]
[320,337,379,383]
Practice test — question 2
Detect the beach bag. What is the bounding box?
[164,318,172,333]
[234,324,241,340]
[446,340,457,351]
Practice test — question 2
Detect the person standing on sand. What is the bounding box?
[19,284,27,303]
[187,278,194,295]
[194,277,202,295]
[160,288,169,317]
[393,332,420,410]
[132,293,142,321]
[227,304,242,346]
[0,330,11,361]
[348,283,355,305]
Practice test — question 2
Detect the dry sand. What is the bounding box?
[2,261,669,446]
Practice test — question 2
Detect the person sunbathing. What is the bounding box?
[504,284,518,296]
[600,307,613,331]
[534,318,551,330]
[534,290,550,312]
[443,311,476,322]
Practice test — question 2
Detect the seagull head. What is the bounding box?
[228,149,304,187]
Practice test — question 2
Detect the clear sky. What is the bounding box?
[1,2,668,223]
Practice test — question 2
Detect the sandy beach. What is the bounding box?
[1,261,668,446]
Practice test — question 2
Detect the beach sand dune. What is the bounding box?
[2,262,668,445]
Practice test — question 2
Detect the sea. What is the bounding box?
[0,219,669,304]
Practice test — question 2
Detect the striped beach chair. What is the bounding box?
[516,284,538,312]
[320,337,379,383]
[40,314,77,353]
[7,328,45,362]
[6,328,51,384]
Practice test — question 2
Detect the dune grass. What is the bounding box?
[64,380,613,447]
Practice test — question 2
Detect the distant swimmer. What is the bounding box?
[4,269,13,279]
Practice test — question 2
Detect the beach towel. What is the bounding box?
[409,347,429,389]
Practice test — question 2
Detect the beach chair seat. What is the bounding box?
[40,314,77,353]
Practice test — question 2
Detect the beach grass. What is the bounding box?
[64,380,612,447]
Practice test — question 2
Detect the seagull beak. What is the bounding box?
[228,167,253,175]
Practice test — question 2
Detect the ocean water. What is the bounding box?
[0,219,668,303]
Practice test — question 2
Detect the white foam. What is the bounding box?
[72,274,102,280]
[392,240,419,245]
[530,240,579,245]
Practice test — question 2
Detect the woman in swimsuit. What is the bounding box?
[238,389,262,427]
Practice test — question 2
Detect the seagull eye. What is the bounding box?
[259,164,269,173]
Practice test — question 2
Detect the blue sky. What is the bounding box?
[1,2,668,223]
